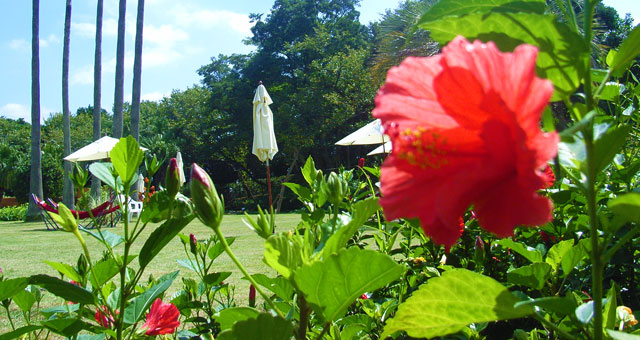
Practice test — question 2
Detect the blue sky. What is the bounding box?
[1,0,638,123]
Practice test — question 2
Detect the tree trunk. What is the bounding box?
[130,0,145,141]
[27,0,43,220]
[112,0,126,138]
[275,148,299,213]
[91,0,103,199]
[62,0,74,208]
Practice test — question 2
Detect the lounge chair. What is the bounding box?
[31,194,121,230]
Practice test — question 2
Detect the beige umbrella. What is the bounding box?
[368,141,392,156]
[252,81,278,208]
[64,136,147,162]
[335,119,389,146]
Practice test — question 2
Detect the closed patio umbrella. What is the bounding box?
[252,81,278,208]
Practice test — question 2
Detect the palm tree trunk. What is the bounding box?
[130,0,145,141]
[27,0,43,220]
[91,0,103,199]
[62,0,74,208]
[112,0,126,138]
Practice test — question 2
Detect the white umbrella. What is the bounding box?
[136,173,145,196]
[335,119,389,146]
[176,151,185,185]
[367,141,392,156]
[64,136,147,162]
[252,82,278,163]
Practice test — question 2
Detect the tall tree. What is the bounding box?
[112,0,126,138]
[91,0,104,198]
[130,0,145,141]
[27,0,43,219]
[62,0,74,208]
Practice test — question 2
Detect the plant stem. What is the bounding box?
[533,313,578,340]
[603,227,639,261]
[297,295,310,340]
[315,322,331,340]
[212,227,286,319]
[3,305,16,330]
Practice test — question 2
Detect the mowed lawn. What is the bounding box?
[0,213,300,332]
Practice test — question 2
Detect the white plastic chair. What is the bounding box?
[128,199,143,221]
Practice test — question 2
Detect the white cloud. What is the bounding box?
[72,22,96,39]
[144,24,188,45]
[104,18,119,37]
[71,64,94,85]
[0,103,53,123]
[8,39,28,50]
[175,9,252,36]
[40,34,59,48]
[141,91,169,102]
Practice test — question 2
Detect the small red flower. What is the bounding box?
[358,157,365,168]
[542,165,555,188]
[95,306,118,328]
[142,298,180,336]
[249,284,256,307]
[373,36,558,248]
[360,293,370,300]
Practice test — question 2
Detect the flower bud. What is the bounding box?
[50,203,79,232]
[474,235,485,266]
[249,284,256,307]
[190,163,224,230]
[358,157,365,168]
[165,158,181,197]
[189,233,197,255]
[326,172,347,205]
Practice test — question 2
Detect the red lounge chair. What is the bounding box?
[31,194,120,230]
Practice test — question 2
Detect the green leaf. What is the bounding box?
[0,325,43,340]
[41,318,88,338]
[301,156,318,186]
[0,277,29,301]
[139,215,195,268]
[90,256,135,288]
[12,289,36,312]
[382,269,534,339]
[575,300,599,324]
[607,330,640,340]
[176,259,197,272]
[545,240,574,272]
[294,248,405,322]
[283,183,311,202]
[320,198,379,258]
[610,25,640,76]
[110,136,144,185]
[263,232,305,279]
[419,12,588,101]
[609,193,640,223]
[560,239,589,277]
[80,229,125,248]
[76,335,106,340]
[594,125,631,174]
[604,284,618,331]
[216,313,293,340]
[29,275,94,305]
[494,239,543,263]
[208,237,236,261]
[89,162,117,190]
[215,307,261,331]
[598,82,623,101]
[203,272,232,286]
[250,274,294,301]
[123,271,179,324]
[43,261,83,283]
[507,263,552,290]
[418,0,545,25]
[514,295,576,316]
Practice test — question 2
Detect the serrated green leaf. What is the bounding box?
[80,229,125,248]
[250,274,294,302]
[263,232,305,279]
[545,240,574,271]
[29,275,94,305]
[216,313,293,340]
[382,269,534,339]
[12,289,36,312]
[561,239,589,277]
[609,193,640,223]
[0,277,29,301]
[418,0,545,25]
[110,136,144,185]
[43,261,83,283]
[320,198,379,258]
[419,12,588,100]
[215,307,261,331]
[294,248,405,322]
[208,237,235,261]
[494,239,543,263]
[301,156,317,186]
[507,263,552,290]
[594,125,631,174]
[610,25,640,76]
[283,183,312,202]
[123,271,179,324]
[598,82,623,101]
[89,162,118,190]
[90,256,135,288]
[139,215,195,268]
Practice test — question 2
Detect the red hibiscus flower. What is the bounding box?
[142,298,180,336]
[95,306,118,328]
[373,36,558,248]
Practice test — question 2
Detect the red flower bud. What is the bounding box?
[358,157,365,168]
[165,158,181,197]
[189,233,197,254]
[249,284,256,307]
[190,163,224,230]
[95,306,118,328]
[360,293,369,300]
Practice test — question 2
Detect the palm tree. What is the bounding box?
[113,0,126,138]
[91,0,103,199]
[131,0,145,141]
[27,0,43,220]
[62,0,74,208]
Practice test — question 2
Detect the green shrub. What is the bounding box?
[0,203,27,221]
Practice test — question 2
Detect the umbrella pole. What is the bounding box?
[266,160,273,209]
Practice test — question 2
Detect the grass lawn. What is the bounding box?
[0,213,300,333]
